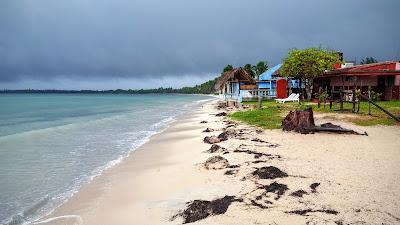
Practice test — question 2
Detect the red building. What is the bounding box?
[314,61,400,100]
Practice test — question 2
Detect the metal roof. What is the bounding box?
[258,64,282,80]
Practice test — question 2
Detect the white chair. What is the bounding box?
[276,93,299,103]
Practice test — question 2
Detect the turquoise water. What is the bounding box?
[0,94,212,225]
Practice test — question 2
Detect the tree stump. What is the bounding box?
[282,108,367,135]
[282,107,315,134]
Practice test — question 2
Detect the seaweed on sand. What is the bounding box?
[286,208,339,216]
[233,149,281,159]
[173,196,242,224]
[204,156,229,170]
[264,182,288,200]
[310,183,320,193]
[215,112,227,117]
[206,144,226,153]
[203,127,214,132]
[252,166,288,179]
[203,136,220,144]
[251,138,279,148]
[217,129,236,141]
[290,190,308,197]
[233,145,281,159]
[224,170,238,175]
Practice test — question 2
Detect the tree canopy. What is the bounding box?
[280,47,341,100]
[360,57,378,64]
[223,64,234,73]
[255,61,268,76]
[280,47,341,80]
[3,78,219,95]
[243,64,256,78]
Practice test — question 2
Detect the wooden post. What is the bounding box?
[352,88,356,113]
[324,86,328,109]
[258,96,262,109]
[340,76,344,111]
[340,89,344,111]
[368,88,371,115]
[360,94,400,122]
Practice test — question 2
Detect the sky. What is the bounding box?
[1,0,399,90]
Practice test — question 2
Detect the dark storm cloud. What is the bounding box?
[0,0,399,88]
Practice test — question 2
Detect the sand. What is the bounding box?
[38,100,400,225]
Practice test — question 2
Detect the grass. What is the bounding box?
[229,106,283,129]
[229,99,400,129]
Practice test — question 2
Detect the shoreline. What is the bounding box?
[38,100,400,225]
[22,97,214,225]
[33,99,218,225]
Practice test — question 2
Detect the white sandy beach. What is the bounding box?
[39,100,400,225]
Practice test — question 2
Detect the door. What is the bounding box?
[276,79,288,99]
[377,77,385,100]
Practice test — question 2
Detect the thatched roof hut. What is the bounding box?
[214,68,256,91]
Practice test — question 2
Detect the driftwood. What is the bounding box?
[310,123,367,135]
[282,108,367,135]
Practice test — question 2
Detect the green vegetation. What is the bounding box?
[2,78,219,95]
[223,65,234,73]
[230,106,283,129]
[280,47,341,100]
[244,64,256,78]
[179,77,218,94]
[229,100,400,129]
[254,61,269,77]
[242,61,268,79]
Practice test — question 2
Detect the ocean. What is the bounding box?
[0,93,213,225]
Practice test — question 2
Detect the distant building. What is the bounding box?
[314,61,400,100]
[254,64,287,99]
[214,68,257,103]
[214,64,291,103]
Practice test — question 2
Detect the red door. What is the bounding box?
[276,79,287,99]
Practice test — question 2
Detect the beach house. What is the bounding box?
[254,64,287,99]
[214,68,256,104]
[314,61,400,100]
[215,64,293,103]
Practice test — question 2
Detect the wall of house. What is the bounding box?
[395,75,400,86]
[257,81,276,89]
[330,76,377,87]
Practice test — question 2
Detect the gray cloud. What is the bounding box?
[0,0,399,89]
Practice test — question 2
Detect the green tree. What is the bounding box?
[280,47,341,100]
[243,63,256,78]
[360,57,378,64]
[254,61,268,77]
[223,64,234,73]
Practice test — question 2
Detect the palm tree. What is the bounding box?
[255,61,268,77]
[223,64,234,73]
[243,64,256,78]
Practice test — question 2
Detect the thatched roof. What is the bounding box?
[214,68,255,90]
